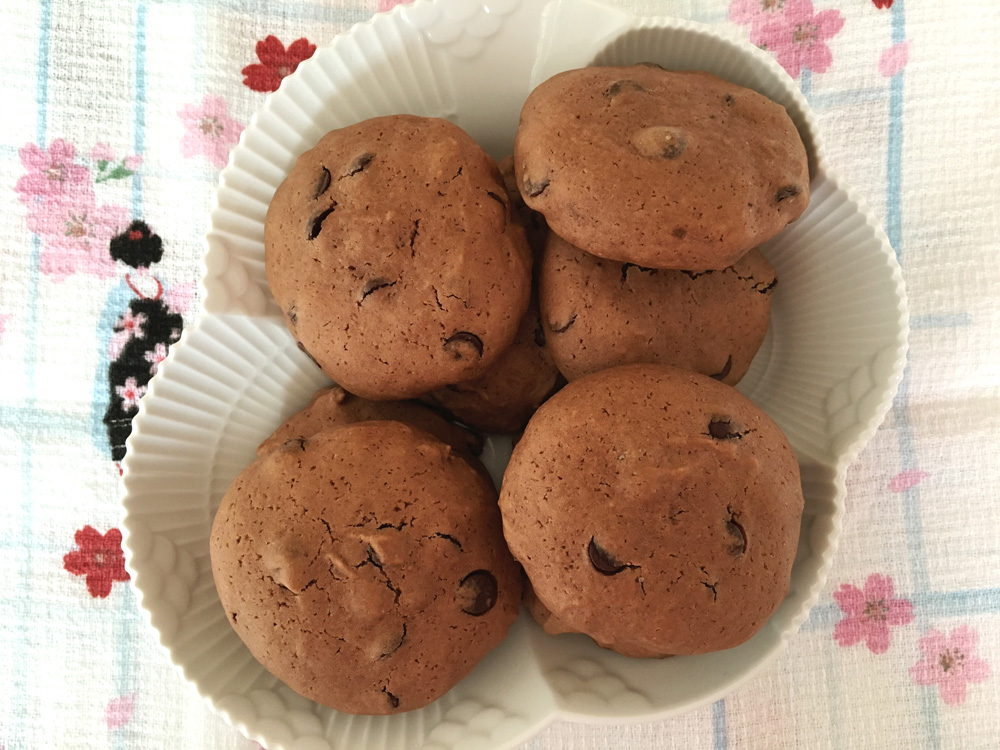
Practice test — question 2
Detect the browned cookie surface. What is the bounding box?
[421,298,561,434]
[257,385,483,458]
[498,154,548,259]
[266,115,532,399]
[514,66,809,270]
[211,421,521,714]
[499,364,803,657]
[540,233,775,384]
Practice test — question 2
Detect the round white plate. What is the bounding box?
[120,1,908,749]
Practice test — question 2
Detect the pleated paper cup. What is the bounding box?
[121,1,908,748]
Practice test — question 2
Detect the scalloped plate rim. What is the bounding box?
[123,0,910,747]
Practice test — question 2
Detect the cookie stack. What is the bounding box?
[210,64,809,715]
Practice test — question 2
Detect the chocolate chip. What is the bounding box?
[710,355,733,381]
[588,537,626,575]
[724,93,735,106]
[230,612,238,623]
[345,152,375,177]
[314,167,331,199]
[550,314,577,334]
[360,278,395,302]
[443,331,484,359]
[708,418,743,440]
[382,687,399,709]
[286,305,298,326]
[604,80,646,98]
[726,517,747,556]
[630,126,687,159]
[307,204,337,240]
[638,61,665,69]
[533,322,546,347]
[672,227,687,239]
[458,570,497,615]
[523,176,550,197]
[775,185,800,203]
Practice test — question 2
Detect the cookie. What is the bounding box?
[499,364,803,657]
[540,233,775,384]
[498,155,548,258]
[514,66,809,270]
[211,421,521,714]
[257,386,483,459]
[266,115,532,400]
[420,297,562,434]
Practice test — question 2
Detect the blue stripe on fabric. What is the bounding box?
[712,699,727,750]
[132,2,147,216]
[113,6,148,748]
[884,1,941,746]
[90,279,132,456]
[11,1,53,748]
[803,589,1000,632]
[886,7,906,257]
[800,68,812,104]
[911,313,973,330]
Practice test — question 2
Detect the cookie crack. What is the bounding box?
[423,532,463,550]
[409,219,420,257]
[355,544,402,604]
[699,566,718,602]
[444,293,471,309]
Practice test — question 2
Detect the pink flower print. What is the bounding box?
[179,94,244,168]
[15,139,93,204]
[123,154,142,171]
[889,468,927,492]
[879,41,911,77]
[729,0,789,32]
[118,308,147,339]
[911,626,990,706]
[37,203,127,282]
[833,574,913,654]
[115,377,146,412]
[108,308,148,360]
[104,693,136,729]
[90,142,115,163]
[378,0,410,11]
[755,0,844,78]
[144,342,167,376]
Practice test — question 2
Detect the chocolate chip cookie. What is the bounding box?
[266,115,532,400]
[540,233,775,384]
[499,364,803,657]
[499,155,547,259]
[257,385,483,459]
[211,421,521,714]
[420,297,562,434]
[514,66,809,270]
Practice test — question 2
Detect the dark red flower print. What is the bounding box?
[63,526,130,598]
[242,36,316,93]
[872,0,893,8]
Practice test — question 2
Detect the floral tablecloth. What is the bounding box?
[2,0,999,748]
